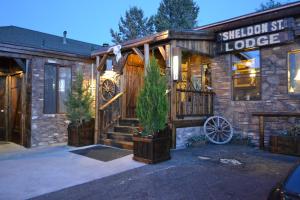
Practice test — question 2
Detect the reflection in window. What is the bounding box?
[58,67,71,113]
[288,50,300,94]
[232,50,261,101]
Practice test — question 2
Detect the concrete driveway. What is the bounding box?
[0,144,144,200]
[32,145,300,200]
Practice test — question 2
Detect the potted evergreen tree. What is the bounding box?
[65,72,94,147]
[133,58,171,164]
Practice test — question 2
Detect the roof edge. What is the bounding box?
[194,1,300,31]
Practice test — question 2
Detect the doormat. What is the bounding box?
[71,146,132,162]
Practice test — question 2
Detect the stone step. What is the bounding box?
[107,132,133,142]
[114,125,138,133]
[101,139,133,150]
[119,118,139,127]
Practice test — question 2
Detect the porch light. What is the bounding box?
[173,55,179,80]
[294,69,300,81]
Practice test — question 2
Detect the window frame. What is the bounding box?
[288,49,300,96]
[43,64,72,114]
[230,49,262,101]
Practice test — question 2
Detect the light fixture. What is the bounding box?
[294,69,300,81]
[172,55,179,81]
[250,68,256,78]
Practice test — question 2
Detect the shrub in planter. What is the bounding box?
[133,58,170,164]
[270,125,300,156]
[65,72,94,147]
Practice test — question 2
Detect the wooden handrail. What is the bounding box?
[176,89,214,94]
[100,92,124,111]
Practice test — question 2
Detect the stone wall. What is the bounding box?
[176,126,204,149]
[211,38,300,146]
[30,57,95,147]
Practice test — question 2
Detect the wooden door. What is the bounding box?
[124,60,144,118]
[0,76,6,141]
[10,74,22,145]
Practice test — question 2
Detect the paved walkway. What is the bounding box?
[0,144,144,200]
[33,145,300,200]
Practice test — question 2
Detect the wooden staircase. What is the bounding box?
[101,118,139,150]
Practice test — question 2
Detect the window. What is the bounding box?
[232,50,261,101]
[44,64,71,114]
[177,51,211,91]
[288,50,300,94]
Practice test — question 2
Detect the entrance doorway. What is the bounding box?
[124,54,144,118]
[0,57,25,146]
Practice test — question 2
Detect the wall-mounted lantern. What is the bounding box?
[172,47,181,81]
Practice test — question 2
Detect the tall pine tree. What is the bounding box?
[256,0,283,11]
[154,0,199,32]
[110,6,155,44]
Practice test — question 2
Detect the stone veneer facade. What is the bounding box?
[211,38,300,146]
[30,57,95,147]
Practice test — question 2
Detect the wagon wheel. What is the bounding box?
[204,116,233,144]
[101,79,116,101]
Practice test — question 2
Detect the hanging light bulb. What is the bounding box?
[294,69,300,81]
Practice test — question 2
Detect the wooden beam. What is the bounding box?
[14,58,26,72]
[132,47,144,61]
[158,46,166,61]
[97,54,108,71]
[144,44,149,75]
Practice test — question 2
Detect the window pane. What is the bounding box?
[106,59,113,71]
[58,67,71,113]
[179,51,211,91]
[288,51,300,94]
[44,64,57,114]
[232,50,261,101]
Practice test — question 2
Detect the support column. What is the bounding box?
[94,56,100,144]
[170,41,177,149]
[144,43,149,75]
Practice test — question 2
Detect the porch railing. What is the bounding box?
[99,92,124,138]
[176,89,214,118]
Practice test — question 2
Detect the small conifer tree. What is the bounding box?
[136,58,168,136]
[65,72,93,125]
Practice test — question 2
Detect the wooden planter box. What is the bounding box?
[270,135,300,156]
[68,119,95,147]
[133,127,171,164]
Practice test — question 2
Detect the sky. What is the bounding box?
[0,0,297,45]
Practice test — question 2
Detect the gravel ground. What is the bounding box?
[32,144,300,200]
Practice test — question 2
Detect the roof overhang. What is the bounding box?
[91,30,214,57]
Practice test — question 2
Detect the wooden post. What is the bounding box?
[94,56,100,144]
[21,71,26,146]
[121,66,127,119]
[170,41,178,149]
[259,116,265,150]
[144,43,149,75]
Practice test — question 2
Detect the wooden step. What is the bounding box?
[101,139,133,150]
[107,132,133,142]
[119,118,139,126]
[114,125,138,133]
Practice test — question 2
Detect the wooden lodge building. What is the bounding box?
[1,2,300,149]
